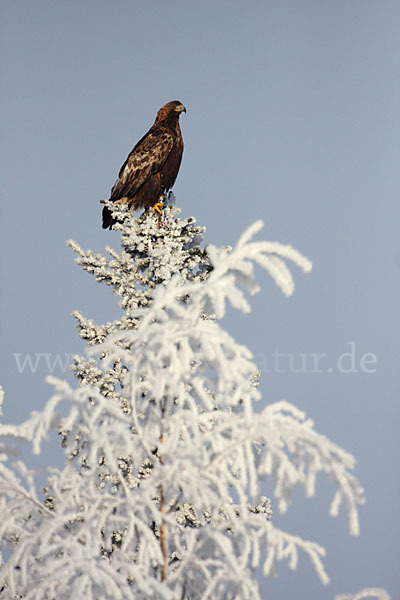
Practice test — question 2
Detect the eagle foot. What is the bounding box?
[152,201,164,216]
[152,194,167,216]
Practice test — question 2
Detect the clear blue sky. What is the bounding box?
[1,1,399,598]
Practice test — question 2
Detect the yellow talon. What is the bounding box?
[152,196,165,215]
[152,202,163,215]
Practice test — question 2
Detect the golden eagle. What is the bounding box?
[102,100,186,229]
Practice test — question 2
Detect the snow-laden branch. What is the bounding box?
[0,208,383,599]
[335,589,391,600]
[208,219,312,300]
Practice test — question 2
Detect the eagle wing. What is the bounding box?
[110,128,174,200]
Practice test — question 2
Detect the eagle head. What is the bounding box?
[173,102,186,114]
[156,101,186,123]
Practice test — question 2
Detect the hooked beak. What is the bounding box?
[175,104,186,113]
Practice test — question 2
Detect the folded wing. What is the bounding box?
[110,129,174,201]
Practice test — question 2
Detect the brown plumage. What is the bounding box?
[102,100,186,229]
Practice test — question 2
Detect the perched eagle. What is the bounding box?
[102,100,186,229]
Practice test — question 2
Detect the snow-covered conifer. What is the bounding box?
[0,204,389,599]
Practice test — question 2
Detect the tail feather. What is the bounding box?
[102,206,114,230]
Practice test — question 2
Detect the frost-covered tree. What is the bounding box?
[0,201,389,599]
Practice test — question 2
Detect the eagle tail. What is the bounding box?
[102,206,114,230]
